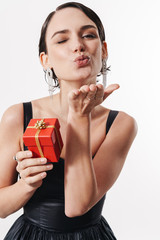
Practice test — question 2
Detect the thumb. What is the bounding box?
[103,84,120,100]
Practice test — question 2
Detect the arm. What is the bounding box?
[65,112,98,217]
[0,104,53,218]
[0,104,33,218]
[64,84,137,217]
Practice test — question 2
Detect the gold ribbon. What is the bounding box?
[27,119,62,158]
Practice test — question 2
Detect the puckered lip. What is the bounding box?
[74,55,90,62]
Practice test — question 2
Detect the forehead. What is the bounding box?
[46,7,97,37]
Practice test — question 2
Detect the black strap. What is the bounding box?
[23,102,33,133]
[106,110,119,135]
[23,102,33,151]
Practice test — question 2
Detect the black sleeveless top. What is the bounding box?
[4,102,118,240]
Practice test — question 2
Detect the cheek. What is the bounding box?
[48,47,65,64]
[89,41,102,60]
[48,48,69,78]
[92,45,102,71]
[95,44,102,59]
[48,50,69,79]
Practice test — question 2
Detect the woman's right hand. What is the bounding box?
[15,150,53,192]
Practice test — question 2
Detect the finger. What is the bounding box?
[79,85,90,93]
[25,172,47,186]
[89,84,97,92]
[94,84,104,100]
[86,84,97,100]
[79,85,90,100]
[20,164,53,179]
[103,84,120,100]
[19,157,47,170]
[15,151,32,162]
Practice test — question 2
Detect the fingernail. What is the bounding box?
[47,164,53,169]
[41,172,47,178]
[40,158,46,163]
[115,84,120,89]
[27,151,32,157]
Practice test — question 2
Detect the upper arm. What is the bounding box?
[0,103,24,188]
[93,111,138,201]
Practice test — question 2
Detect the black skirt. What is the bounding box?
[4,214,116,240]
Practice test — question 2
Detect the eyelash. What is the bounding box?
[57,40,67,44]
[57,34,97,44]
[82,34,96,39]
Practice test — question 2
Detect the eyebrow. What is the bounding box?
[51,24,97,39]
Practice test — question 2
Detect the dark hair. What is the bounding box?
[39,2,109,90]
[39,2,105,56]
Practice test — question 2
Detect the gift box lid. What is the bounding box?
[23,118,60,147]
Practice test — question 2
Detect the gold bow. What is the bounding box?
[35,120,46,129]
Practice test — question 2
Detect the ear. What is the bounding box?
[39,52,51,70]
[102,41,108,60]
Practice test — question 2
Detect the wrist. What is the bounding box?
[18,178,37,194]
[68,108,91,120]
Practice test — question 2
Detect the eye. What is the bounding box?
[57,39,67,44]
[82,34,97,39]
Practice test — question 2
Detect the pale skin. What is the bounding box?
[0,8,137,218]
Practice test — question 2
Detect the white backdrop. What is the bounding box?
[0,0,160,239]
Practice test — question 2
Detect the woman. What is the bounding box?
[0,2,137,239]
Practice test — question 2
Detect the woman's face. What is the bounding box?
[42,7,107,84]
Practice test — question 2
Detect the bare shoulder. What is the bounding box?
[0,103,23,129]
[95,106,137,134]
[106,110,138,157]
[112,111,138,136]
[0,103,24,152]
[31,95,56,118]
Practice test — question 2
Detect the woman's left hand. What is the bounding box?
[68,83,120,115]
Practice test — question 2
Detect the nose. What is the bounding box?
[74,45,85,53]
[72,37,85,53]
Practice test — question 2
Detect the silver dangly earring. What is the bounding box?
[44,68,58,95]
[102,59,107,88]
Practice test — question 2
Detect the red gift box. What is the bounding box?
[23,118,63,163]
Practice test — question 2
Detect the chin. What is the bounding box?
[59,69,97,84]
[75,70,93,81]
